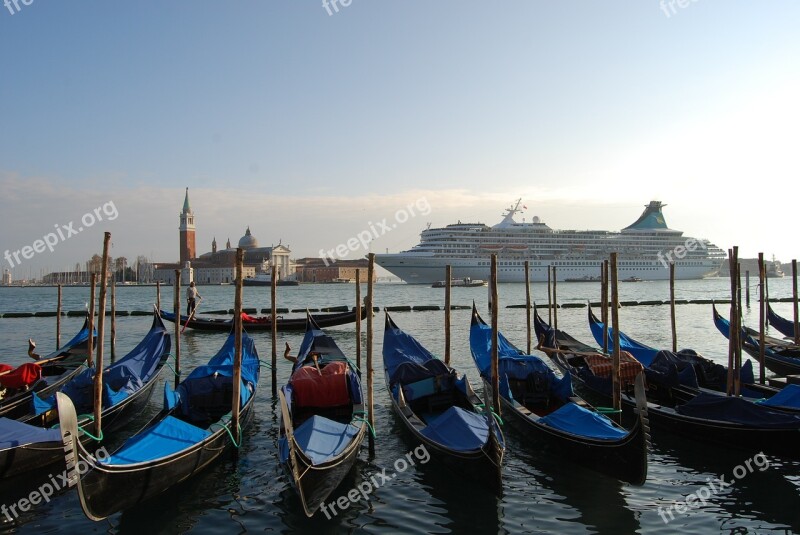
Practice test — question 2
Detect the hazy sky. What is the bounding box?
[1,1,798,277]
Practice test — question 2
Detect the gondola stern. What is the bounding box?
[55,392,107,522]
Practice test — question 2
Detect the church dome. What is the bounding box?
[238,227,258,249]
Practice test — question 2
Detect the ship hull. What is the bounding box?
[375,255,718,284]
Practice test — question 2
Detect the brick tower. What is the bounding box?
[179,187,196,265]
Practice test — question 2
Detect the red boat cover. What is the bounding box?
[291,361,350,408]
[0,362,42,390]
[241,313,268,324]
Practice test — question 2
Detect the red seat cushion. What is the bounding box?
[291,362,350,407]
[0,363,42,390]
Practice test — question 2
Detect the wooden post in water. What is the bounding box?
[670,263,677,353]
[525,260,531,354]
[366,254,375,454]
[93,232,111,440]
[602,261,609,354]
[552,266,558,331]
[156,281,161,311]
[56,284,62,349]
[736,259,743,396]
[490,255,500,416]
[758,253,766,384]
[726,248,738,396]
[110,280,116,362]
[445,265,452,366]
[610,253,621,412]
[547,266,552,324]
[87,274,96,368]
[271,267,278,398]
[793,260,799,346]
[174,270,181,388]
[745,270,751,309]
[355,268,362,370]
[231,248,244,443]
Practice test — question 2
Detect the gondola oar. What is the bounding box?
[181,297,202,334]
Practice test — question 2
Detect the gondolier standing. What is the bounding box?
[186,281,201,316]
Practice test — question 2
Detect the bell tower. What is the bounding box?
[179,188,196,265]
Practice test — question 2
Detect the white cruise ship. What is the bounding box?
[375,200,726,284]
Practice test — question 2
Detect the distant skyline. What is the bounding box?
[2,2,798,276]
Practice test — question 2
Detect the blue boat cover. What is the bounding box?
[676,392,800,428]
[294,320,347,373]
[589,313,658,366]
[538,403,628,440]
[60,320,92,352]
[34,316,170,415]
[179,332,259,408]
[760,384,800,410]
[100,331,258,466]
[0,417,61,449]
[768,305,796,339]
[105,415,211,465]
[419,406,489,452]
[287,415,361,466]
[470,318,573,402]
[383,323,438,378]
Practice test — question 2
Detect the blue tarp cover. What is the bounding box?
[419,406,489,452]
[383,324,439,380]
[760,384,800,410]
[470,319,573,402]
[35,316,170,415]
[0,417,61,449]
[181,333,259,407]
[768,305,796,339]
[676,392,800,428]
[289,415,361,466]
[538,402,628,440]
[589,314,658,366]
[105,415,211,465]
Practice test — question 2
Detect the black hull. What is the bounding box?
[388,395,503,491]
[283,429,366,518]
[71,403,255,520]
[161,308,366,332]
[741,344,800,376]
[550,353,800,459]
[0,360,87,420]
[483,379,648,486]
[0,365,164,480]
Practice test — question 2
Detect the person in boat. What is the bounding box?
[186,281,201,316]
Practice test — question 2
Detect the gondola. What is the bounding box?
[767,304,798,340]
[0,318,94,420]
[535,308,800,459]
[382,313,504,489]
[278,313,367,517]
[469,305,648,485]
[161,307,366,332]
[56,327,259,521]
[712,304,800,376]
[0,312,171,480]
[585,307,784,404]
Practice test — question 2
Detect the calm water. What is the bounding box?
[1,279,799,534]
